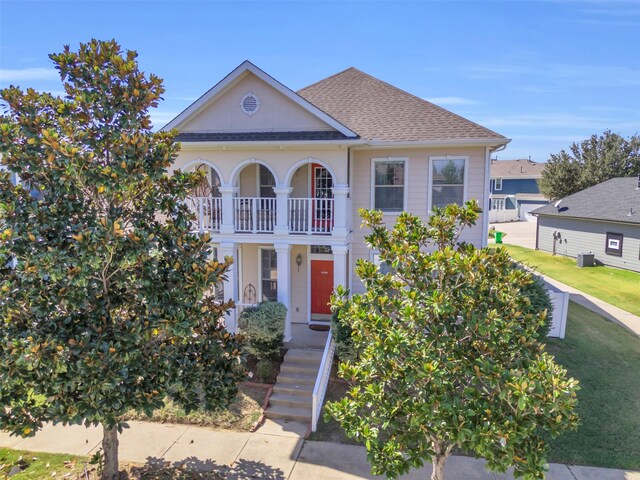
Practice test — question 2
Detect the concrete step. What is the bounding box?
[264,404,311,423]
[272,383,314,397]
[280,363,318,375]
[268,392,312,409]
[284,349,324,365]
[276,372,316,386]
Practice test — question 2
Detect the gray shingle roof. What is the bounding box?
[532,177,640,225]
[297,67,507,142]
[176,131,352,142]
[491,159,545,178]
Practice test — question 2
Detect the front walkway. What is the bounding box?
[1,420,637,479]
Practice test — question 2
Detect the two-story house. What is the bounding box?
[163,61,510,342]
[488,158,548,223]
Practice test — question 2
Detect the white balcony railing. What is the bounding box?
[186,196,335,235]
[233,197,276,233]
[186,196,222,232]
[288,197,334,234]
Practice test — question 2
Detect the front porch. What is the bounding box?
[217,241,349,342]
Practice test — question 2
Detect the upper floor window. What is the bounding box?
[372,158,407,212]
[430,157,467,209]
[494,178,502,191]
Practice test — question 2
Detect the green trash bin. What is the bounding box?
[495,231,503,244]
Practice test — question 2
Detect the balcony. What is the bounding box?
[186,196,336,235]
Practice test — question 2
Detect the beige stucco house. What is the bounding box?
[163,61,510,341]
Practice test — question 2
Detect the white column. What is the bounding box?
[332,244,349,291]
[219,186,238,235]
[275,243,292,342]
[220,241,237,333]
[273,186,293,236]
[332,185,350,238]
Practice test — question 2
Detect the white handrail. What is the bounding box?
[311,330,336,432]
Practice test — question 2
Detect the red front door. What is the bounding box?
[311,260,334,315]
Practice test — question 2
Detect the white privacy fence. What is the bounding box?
[547,289,569,339]
[288,198,334,234]
[312,330,336,432]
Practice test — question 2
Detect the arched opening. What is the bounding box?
[288,162,334,234]
[232,161,278,233]
[184,162,223,232]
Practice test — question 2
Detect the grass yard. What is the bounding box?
[0,448,227,479]
[545,302,640,469]
[123,383,265,431]
[0,448,86,479]
[493,243,640,316]
[313,302,640,470]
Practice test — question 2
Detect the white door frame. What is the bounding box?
[307,248,334,324]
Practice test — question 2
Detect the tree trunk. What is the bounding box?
[430,454,447,480]
[101,424,119,480]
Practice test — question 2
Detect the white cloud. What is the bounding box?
[424,96,479,106]
[0,67,58,83]
[150,110,180,130]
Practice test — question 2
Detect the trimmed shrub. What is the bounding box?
[255,360,277,384]
[239,301,286,361]
[520,271,554,337]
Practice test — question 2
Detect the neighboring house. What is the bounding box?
[533,177,640,273]
[489,158,548,223]
[163,61,510,340]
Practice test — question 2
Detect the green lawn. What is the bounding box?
[545,302,640,469]
[493,244,640,317]
[0,448,86,479]
[314,302,640,470]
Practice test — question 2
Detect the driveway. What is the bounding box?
[490,221,537,249]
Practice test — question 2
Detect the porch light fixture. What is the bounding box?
[296,253,303,271]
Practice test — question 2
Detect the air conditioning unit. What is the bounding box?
[577,253,595,268]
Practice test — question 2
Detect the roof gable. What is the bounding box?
[162,61,357,138]
[533,177,640,225]
[297,67,508,143]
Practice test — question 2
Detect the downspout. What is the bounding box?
[482,147,491,247]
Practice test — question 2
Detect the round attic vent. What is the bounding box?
[240,93,260,116]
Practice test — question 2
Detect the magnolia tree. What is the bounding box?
[0,40,245,479]
[327,201,579,480]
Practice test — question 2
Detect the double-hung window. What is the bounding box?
[491,198,505,211]
[372,158,407,212]
[494,178,502,191]
[260,248,278,301]
[430,157,467,209]
[259,165,276,198]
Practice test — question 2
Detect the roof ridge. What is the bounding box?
[297,66,359,93]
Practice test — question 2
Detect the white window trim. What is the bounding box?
[370,157,409,213]
[258,246,277,302]
[428,156,469,212]
[494,178,502,191]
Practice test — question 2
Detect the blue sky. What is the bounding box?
[1,0,639,162]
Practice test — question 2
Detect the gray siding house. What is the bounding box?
[533,177,640,272]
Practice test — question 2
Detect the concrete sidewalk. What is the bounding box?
[540,272,640,337]
[1,419,638,479]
